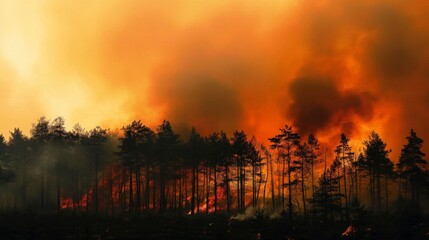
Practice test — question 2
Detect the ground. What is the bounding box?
[0,213,429,239]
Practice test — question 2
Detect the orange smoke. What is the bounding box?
[1,0,429,160]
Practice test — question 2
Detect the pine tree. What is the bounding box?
[361,131,393,212]
[397,129,427,205]
[335,133,353,221]
[269,125,300,220]
[310,159,343,223]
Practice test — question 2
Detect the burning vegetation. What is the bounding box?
[0,116,428,222]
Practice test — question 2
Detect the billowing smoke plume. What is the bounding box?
[288,76,375,136]
[1,0,429,159]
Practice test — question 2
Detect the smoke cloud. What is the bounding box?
[1,0,429,159]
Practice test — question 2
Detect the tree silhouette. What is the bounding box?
[294,142,310,217]
[231,130,249,213]
[335,133,353,222]
[217,131,233,213]
[397,129,428,205]
[2,114,429,229]
[307,133,320,216]
[248,137,264,209]
[0,134,15,185]
[30,116,50,209]
[8,128,29,209]
[269,125,300,219]
[88,126,108,214]
[309,165,342,223]
[186,128,204,214]
[361,131,393,212]
[49,117,67,213]
[156,120,179,215]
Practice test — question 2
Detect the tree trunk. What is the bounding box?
[129,167,133,213]
[270,154,275,210]
[287,147,292,220]
[225,165,231,214]
[191,156,196,215]
[136,166,141,215]
[145,164,150,213]
[342,152,349,222]
[213,165,217,213]
[376,170,381,212]
[206,163,210,214]
[301,160,306,217]
[385,175,389,214]
[94,149,99,214]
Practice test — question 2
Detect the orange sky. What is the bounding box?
[1,0,429,161]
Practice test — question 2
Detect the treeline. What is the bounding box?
[0,116,428,222]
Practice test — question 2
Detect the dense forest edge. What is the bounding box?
[0,116,429,239]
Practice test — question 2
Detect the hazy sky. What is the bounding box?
[1,0,429,160]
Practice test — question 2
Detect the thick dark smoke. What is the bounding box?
[288,76,376,136]
[154,76,243,135]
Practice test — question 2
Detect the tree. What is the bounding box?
[231,130,250,213]
[156,120,179,214]
[361,131,393,212]
[8,128,29,209]
[207,132,233,213]
[0,134,15,185]
[118,120,155,214]
[335,133,353,221]
[88,126,108,214]
[294,142,310,217]
[186,128,204,214]
[30,117,50,209]
[309,169,342,223]
[217,132,232,213]
[307,133,320,216]
[397,129,428,205]
[49,117,68,212]
[248,137,264,209]
[269,125,300,220]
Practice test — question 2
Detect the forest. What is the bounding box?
[0,116,428,239]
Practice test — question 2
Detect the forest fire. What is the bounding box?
[187,186,226,215]
[2,0,429,239]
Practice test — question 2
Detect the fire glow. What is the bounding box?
[1,0,429,160]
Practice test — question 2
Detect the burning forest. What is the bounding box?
[2,0,429,239]
[0,117,428,238]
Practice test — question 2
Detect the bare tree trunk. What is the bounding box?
[191,156,196,215]
[287,147,293,220]
[136,166,141,215]
[342,152,349,222]
[196,163,200,214]
[94,150,99,214]
[311,160,315,216]
[213,165,217,213]
[385,175,389,214]
[301,160,306,217]
[225,165,231,214]
[376,170,381,212]
[145,163,150,213]
[270,154,275,210]
[129,167,133,213]
[252,165,256,208]
[282,154,286,212]
[206,164,210,214]
[109,160,113,216]
[237,159,240,213]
